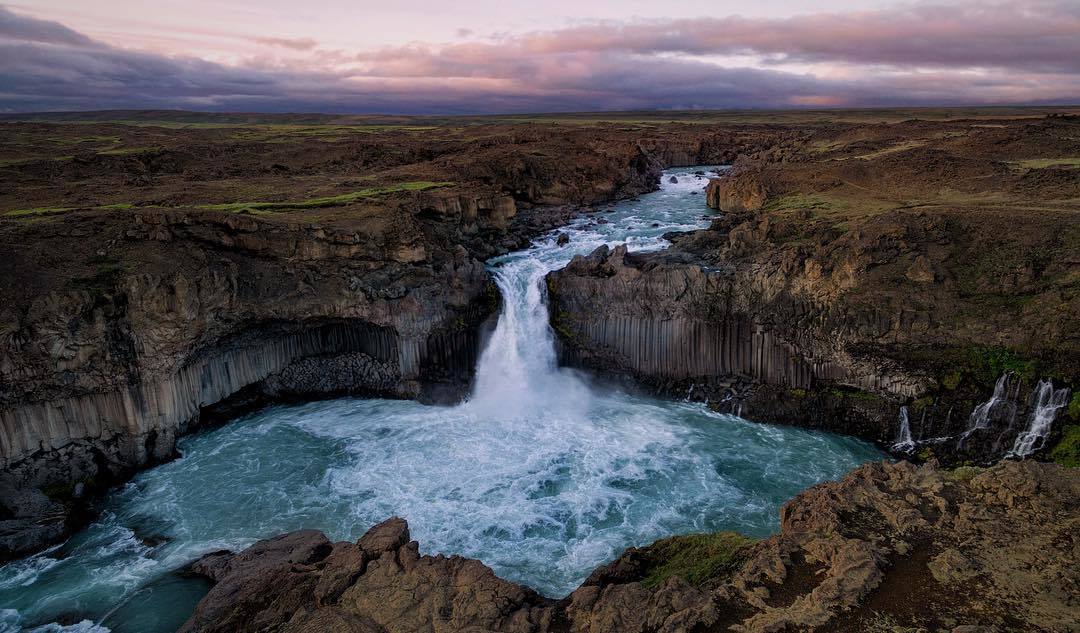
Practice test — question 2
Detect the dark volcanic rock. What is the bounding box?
[0,475,67,559]
[182,518,558,633]
[548,243,913,443]
[180,461,1079,633]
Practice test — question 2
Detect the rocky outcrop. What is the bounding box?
[181,518,559,633]
[180,460,1080,632]
[705,171,767,212]
[548,233,1078,462]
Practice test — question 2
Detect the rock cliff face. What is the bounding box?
[0,201,500,559]
[179,460,1080,633]
[548,244,911,442]
[549,116,1080,463]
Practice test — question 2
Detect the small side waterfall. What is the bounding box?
[956,373,1012,449]
[891,406,915,453]
[1007,380,1070,458]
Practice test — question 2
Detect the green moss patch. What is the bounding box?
[3,203,132,217]
[1049,425,1080,468]
[640,532,753,588]
[197,181,453,213]
[967,346,1036,383]
[941,371,963,390]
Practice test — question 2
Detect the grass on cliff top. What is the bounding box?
[0,155,75,167]
[640,532,754,588]
[229,124,439,142]
[196,181,454,213]
[46,135,122,147]
[764,194,832,212]
[4,203,133,217]
[852,140,928,160]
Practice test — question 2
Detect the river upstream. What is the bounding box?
[0,168,883,632]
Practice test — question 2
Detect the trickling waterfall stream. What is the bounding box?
[891,406,915,453]
[0,168,884,633]
[957,373,1014,449]
[1008,380,1070,458]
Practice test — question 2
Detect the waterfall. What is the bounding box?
[1007,380,1070,458]
[956,373,1011,449]
[891,406,915,453]
[468,255,591,420]
[467,167,723,419]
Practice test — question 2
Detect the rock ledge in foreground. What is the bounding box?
[181,460,1079,633]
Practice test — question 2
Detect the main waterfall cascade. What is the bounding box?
[0,168,885,633]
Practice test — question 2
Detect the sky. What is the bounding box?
[1,0,1079,114]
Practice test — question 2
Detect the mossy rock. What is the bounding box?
[910,396,935,410]
[945,465,984,483]
[1049,425,1080,468]
[941,371,963,391]
[967,345,1036,383]
[640,531,753,588]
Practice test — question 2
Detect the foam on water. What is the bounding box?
[0,167,883,632]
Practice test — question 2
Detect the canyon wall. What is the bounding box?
[0,126,776,558]
[548,244,916,442]
[0,202,503,558]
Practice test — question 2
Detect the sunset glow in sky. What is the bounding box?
[2,0,1078,113]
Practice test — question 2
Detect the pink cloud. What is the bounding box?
[251,36,318,51]
[1,1,1078,113]
[353,0,1080,75]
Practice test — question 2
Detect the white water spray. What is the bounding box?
[468,259,591,420]
[1007,380,1070,458]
